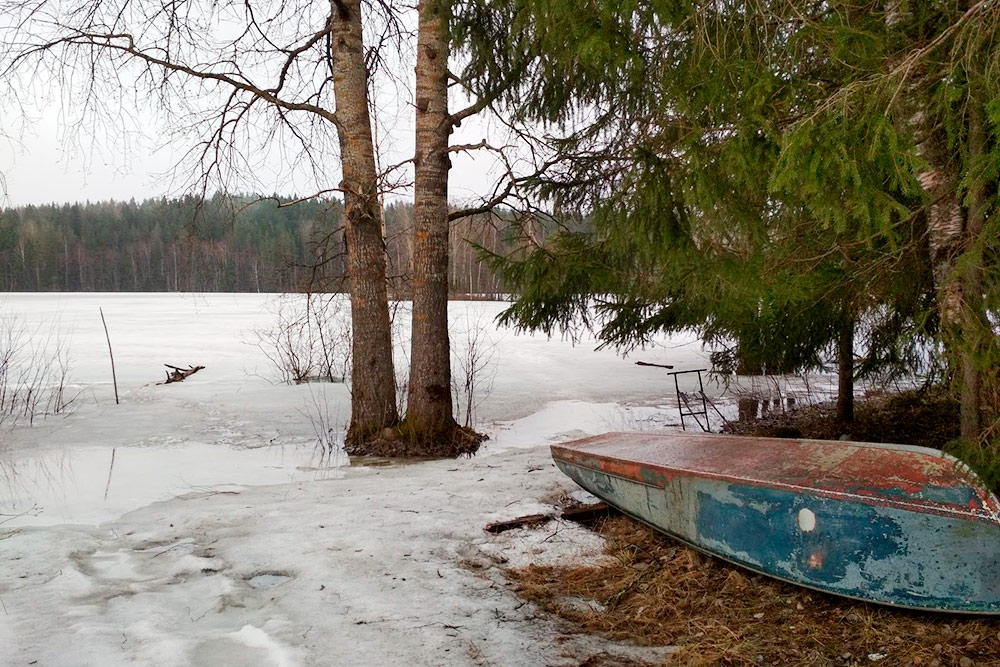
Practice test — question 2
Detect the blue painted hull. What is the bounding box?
[553,433,1000,614]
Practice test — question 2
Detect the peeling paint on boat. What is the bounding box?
[551,432,1000,613]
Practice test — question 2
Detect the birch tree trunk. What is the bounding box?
[919,129,984,441]
[332,0,400,448]
[406,0,460,441]
[888,1,988,442]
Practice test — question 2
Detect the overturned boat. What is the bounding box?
[552,432,1000,613]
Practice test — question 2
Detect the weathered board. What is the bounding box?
[551,432,1000,614]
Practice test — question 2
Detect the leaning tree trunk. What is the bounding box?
[405,0,461,443]
[331,0,400,448]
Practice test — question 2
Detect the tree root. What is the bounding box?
[344,422,486,459]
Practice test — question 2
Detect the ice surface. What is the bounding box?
[246,573,292,589]
[1,293,717,529]
[0,293,740,666]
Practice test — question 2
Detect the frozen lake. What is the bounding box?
[1,293,845,667]
[1,292,714,528]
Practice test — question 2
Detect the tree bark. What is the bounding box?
[893,1,987,443]
[332,0,400,447]
[836,317,854,425]
[406,0,459,439]
[920,132,980,441]
[958,96,987,440]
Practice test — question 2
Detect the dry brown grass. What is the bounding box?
[721,388,960,452]
[508,516,1000,666]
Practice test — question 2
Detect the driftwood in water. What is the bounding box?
[158,364,205,385]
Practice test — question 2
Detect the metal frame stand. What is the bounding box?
[636,362,728,432]
[667,368,710,432]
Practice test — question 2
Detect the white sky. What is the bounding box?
[0,92,507,208]
[0,2,517,209]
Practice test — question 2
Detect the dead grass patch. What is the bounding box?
[721,387,960,452]
[508,516,1000,666]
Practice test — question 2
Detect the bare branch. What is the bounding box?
[449,59,527,127]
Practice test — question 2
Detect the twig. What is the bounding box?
[604,562,661,609]
[484,513,550,533]
[99,307,119,405]
[153,542,192,558]
[103,447,116,501]
[541,523,565,543]
[0,505,42,525]
[157,364,205,384]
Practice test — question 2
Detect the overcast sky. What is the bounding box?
[0,95,510,208]
[0,1,519,210]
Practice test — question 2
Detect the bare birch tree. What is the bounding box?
[331,0,400,446]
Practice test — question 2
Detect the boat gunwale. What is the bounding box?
[551,433,1000,526]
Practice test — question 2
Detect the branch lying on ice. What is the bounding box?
[158,364,206,385]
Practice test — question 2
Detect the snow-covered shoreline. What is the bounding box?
[3,444,658,666]
[1,293,716,665]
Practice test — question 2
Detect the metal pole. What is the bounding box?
[673,372,684,431]
[697,370,709,431]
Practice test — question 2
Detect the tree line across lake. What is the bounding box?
[0,194,512,297]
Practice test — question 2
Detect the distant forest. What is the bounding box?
[0,194,513,295]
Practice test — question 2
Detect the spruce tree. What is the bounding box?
[461,1,997,446]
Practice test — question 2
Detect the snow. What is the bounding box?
[0,292,730,666]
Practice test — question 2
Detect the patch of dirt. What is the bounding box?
[721,387,960,451]
[508,516,1000,666]
[572,652,664,666]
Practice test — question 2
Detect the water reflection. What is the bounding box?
[0,439,349,528]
